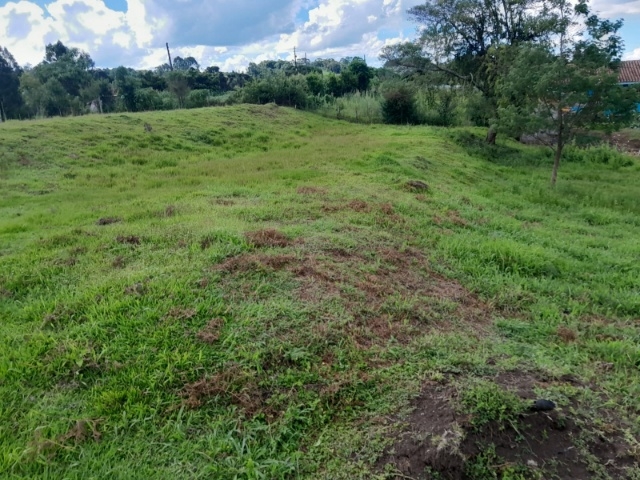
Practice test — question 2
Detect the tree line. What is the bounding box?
[0,41,378,120]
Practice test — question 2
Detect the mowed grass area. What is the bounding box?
[1,105,639,479]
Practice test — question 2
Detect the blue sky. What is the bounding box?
[2,0,640,71]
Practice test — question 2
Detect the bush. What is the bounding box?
[241,74,311,108]
[186,89,210,109]
[418,87,459,126]
[564,144,634,167]
[381,82,419,124]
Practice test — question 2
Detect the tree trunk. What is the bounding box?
[486,126,497,145]
[551,109,564,187]
[551,146,562,187]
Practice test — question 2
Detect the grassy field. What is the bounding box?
[1,105,639,479]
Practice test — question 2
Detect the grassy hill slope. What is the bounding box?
[1,105,639,479]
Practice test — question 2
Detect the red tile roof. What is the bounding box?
[619,60,640,83]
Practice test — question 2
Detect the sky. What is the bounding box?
[2,0,640,72]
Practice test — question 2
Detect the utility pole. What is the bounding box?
[166,43,174,70]
[293,46,298,72]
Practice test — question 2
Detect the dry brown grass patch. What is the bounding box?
[30,419,102,459]
[379,203,395,215]
[557,326,578,343]
[216,254,296,273]
[164,307,197,321]
[196,318,225,344]
[181,365,274,418]
[347,200,371,213]
[447,210,469,227]
[244,229,292,248]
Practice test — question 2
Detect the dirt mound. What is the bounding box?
[378,374,636,479]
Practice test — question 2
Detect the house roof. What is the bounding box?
[619,60,640,84]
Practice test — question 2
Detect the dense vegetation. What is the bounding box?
[1,105,639,479]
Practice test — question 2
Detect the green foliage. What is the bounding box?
[417,88,459,126]
[241,74,312,108]
[316,91,383,123]
[497,0,638,184]
[564,144,634,167]
[466,446,533,479]
[461,382,526,428]
[166,71,191,108]
[0,46,23,120]
[381,81,419,124]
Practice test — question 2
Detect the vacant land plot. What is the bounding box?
[1,105,639,479]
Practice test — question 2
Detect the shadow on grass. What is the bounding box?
[449,131,552,167]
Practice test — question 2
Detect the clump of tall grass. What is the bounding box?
[316,91,383,124]
[564,144,634,167]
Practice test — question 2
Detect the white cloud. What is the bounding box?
[624,47,640,59]
[591,0,640,17]
[1,0,638,71]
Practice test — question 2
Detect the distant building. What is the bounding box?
[619,60,640,87]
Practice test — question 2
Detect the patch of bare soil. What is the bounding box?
[405,180,429,192]
[244,229,292,248]
[611,132,640,156]
[378,374,636,480]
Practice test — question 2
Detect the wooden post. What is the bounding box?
[166,43,174,70]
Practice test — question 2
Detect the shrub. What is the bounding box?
[381,82,419,124]
[241,74,311,108]
[185,89,210,109]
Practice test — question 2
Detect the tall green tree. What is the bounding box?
[173,56,200,71]
[347,58,373,92]
[166,71,191,108]
[0,46,23,121]
[497,0,637,186]
[114,67,140,112]
[382,0,562,142]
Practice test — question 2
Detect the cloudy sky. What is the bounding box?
[2,0,640,71]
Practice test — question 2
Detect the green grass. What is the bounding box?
[1,105,639,479]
